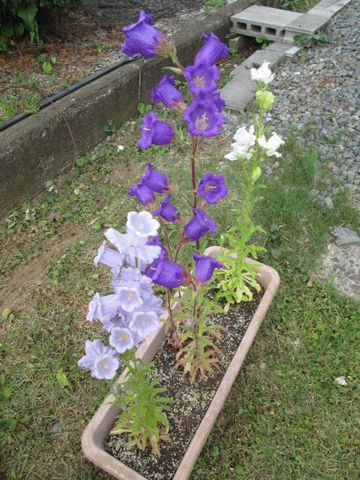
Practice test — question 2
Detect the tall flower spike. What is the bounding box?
[184,62,220,95]
[184,94,224,137]
[138,112,174,149]
[122,10,169,58]
[198,173,228,205]
[195,32,229,66]
[151,74,185,110]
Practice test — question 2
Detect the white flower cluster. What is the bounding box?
[78,211,164,380]
[225,126,284,162]
[225,63,284,162]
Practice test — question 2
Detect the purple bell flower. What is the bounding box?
[145,258,187,288]
[195,32,229,66]
[138,112,174,149]
[210,90,226,112]
[151,74,184,110]
[198,172,228,204]
[147,235,169,260]
[122,10,169,58]
[184,62,219,95]
[182,208,217,242]
[193,252,223,285]
[128,183,155,205]
[142,162,170,193]
[153,194,180,222]
[183,94,224,137]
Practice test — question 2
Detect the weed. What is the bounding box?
[104,119,116,134]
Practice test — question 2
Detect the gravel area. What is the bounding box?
[265,0,360,209]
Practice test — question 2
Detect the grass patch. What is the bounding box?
[0,107,359,479]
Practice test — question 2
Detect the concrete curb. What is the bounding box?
[0,0,248,217]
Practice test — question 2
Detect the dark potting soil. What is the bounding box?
[105,292,262,480]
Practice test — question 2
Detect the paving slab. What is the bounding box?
[315,243,360,302]
[221,65,256,112]
[231,6,302,41]
[242,48,285,69]
[285,12,330,34]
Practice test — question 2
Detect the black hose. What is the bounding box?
[0,54,140,133]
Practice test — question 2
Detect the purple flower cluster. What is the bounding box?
[78,211,165,380]
[182,32,228,137]
[122,11,229,147]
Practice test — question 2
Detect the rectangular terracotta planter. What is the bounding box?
[81,247,280,480]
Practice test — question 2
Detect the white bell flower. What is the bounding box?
[258,132,284,158]
[250,62,274,84]
[224,126,256,161]
[126,211,160,238]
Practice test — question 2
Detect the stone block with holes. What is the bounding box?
[231,6,302,42]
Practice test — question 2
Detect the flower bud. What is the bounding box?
[255,90,274,112]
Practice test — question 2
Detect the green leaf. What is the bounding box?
[17,4,38,30]
[56,371,70,388]
[42,62,52,75]
[1,307,12,319]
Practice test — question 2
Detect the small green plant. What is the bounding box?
[38,54,57,75]
[137,102,152,116]
[92,39,103,53]
[293,31,328,49]
[255,34,270,50]
[203,0,227,14]
[0,94,17,124]
[103,119,116,134]
[174,286,223,383]
[111,354,172,455]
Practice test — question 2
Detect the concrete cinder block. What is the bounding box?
[285,13,330,35]
[231,6,302,41]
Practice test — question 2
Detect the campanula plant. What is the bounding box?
[218,62,284,310]
[79,9,283,455]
